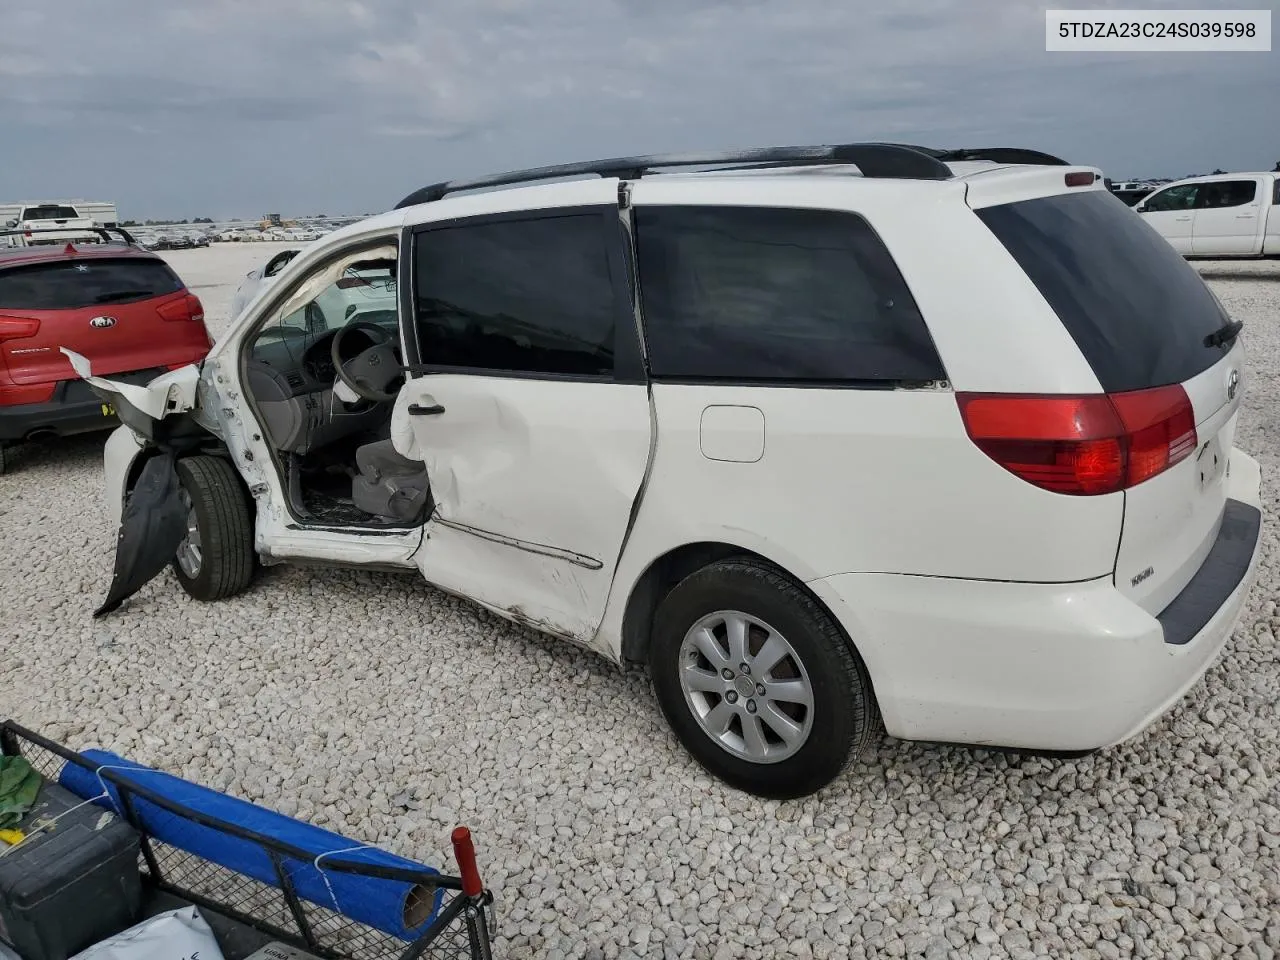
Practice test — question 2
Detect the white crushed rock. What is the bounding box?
[1,249,1277,960]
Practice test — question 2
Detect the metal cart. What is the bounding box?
[1,722,495,960]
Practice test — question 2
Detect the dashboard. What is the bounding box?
[248,329,339,399]
[244,312,399,454]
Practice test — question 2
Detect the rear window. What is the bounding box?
[0,258,183,310]
[634,206,945,384]
[977,191,1229,393]
[21,205,79,220]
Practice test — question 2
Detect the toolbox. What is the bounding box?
[0,779,142,960]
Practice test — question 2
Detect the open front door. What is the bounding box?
[397,194,652,647]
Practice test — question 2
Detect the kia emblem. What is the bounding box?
[1226,368,1240,401]
[89,316,117,329]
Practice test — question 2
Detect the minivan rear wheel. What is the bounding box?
[649,558,878,799]
[171,455,256,602]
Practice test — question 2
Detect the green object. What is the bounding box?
[0,755,41,828]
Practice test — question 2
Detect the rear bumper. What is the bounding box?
[809,447,1265,752]
[0,369,167,443]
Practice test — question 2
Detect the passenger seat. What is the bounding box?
[351,440,431,522]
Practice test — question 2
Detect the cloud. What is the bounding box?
[0,0,1272,218]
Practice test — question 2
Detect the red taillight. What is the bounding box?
[1065,171,1096,187]
[157,293,205,323]
[1110,385,1198,486]
[0,315,41,342]
[957,384,1198,495]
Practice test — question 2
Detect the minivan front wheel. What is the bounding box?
[171,455,256,602]
[650,558,878,800]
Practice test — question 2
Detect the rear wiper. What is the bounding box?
[1204,319,1243,349]
[93,290,153,303]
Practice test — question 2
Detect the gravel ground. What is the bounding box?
[1,246,1277,960]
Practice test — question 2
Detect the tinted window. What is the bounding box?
[1198,180,1257,208]
[978,191,1230,393]
[634,206,944,383]
[1142,185,1198,211]
[1274,179,1280,205]
[414,214,616,377]
[21,205,79,220]
[1113,190,1150,207]
[0,259,183,310]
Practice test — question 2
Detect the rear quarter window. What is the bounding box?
[977,191,1230,393]
[0,258,183,310]
[634,206,945,384]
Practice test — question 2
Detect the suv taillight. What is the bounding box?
[157,293,205,323]
[0,315,41,342]
[956,384,1197,495]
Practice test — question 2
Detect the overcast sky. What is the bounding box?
[1,0,1274,220]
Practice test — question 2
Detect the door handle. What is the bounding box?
[408,402,446,416]
[1235,214,1255,219]
[1175,216,1192,221]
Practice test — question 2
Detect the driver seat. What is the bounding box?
[351,440,431,522]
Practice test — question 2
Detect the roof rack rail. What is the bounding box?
[903,146,1070,166]
[394,142,953,208]
[0,226,137,246]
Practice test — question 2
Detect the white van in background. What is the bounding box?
[1136,172,1280,258]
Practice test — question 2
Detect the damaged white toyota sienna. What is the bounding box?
[72,143,1264,799]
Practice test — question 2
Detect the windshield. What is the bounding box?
[250,260,398,372]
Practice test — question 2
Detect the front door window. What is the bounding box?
[1143,185,1199,212]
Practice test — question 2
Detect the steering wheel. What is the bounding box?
[330,319,403,403]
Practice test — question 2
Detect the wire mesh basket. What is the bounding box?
[1,721,494,960]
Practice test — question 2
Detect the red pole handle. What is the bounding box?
[451,826,484,897]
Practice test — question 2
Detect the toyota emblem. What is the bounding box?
[89,316,118,329]
[1226,368,1240,401]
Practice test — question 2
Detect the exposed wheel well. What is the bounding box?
[124,440,235,499]
[620,543,846,666]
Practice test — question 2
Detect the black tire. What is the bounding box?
[649,558,879,800]
[171,455,256,601]
[0,444,9,476]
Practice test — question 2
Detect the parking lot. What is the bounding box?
[1,244,1277,959]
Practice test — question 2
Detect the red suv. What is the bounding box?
[0,229,213,473]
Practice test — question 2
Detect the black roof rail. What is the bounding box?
[904,146,1071,166]
[0,226,137,247]
[393,142,953,209]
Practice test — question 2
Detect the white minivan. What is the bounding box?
[1136,172,1280,258]
[70,143,1264,799]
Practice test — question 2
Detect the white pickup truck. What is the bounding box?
[1135,172,1280,258]
[4,202,101,246]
